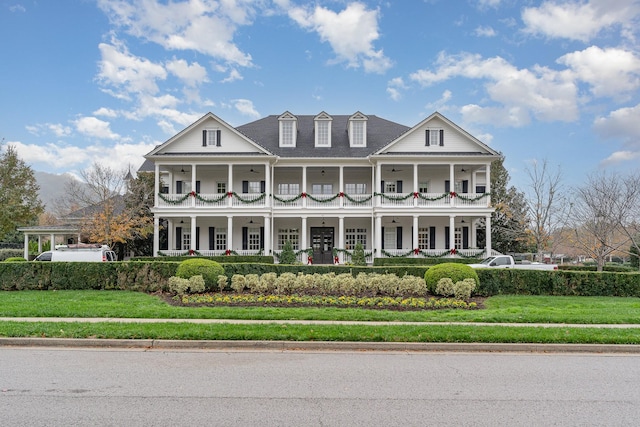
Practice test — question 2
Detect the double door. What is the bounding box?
[311,227,334,264]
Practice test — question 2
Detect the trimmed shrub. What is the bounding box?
[351,242,367,266]
[424,263,479,294]
[454,278,476,301]
[217,275,228,292]
[3,257,27,262]
[188,275,206,293]
[0,249,23,261]
[175,258,224,290]
[168,276,190,295]
[435,278,455,297]
[230,274,246,292]
[278,241,297,264]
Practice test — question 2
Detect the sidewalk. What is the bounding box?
[1,317,640,353]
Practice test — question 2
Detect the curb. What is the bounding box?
[2,337,640,354]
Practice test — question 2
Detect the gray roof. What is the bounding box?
[236,115,410,158]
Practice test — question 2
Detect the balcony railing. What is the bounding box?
[157,191,490,208]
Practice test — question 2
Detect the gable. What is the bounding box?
[376,112,499,156]
[147,113,271,157]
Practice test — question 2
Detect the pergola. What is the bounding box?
[17,225,81,260]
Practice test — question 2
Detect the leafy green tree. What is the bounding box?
[351,242,367,265]
[0,144,44,241]
[478,158,529,254]
[122,171,155,256]
[279,240,297,264]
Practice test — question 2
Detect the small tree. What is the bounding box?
[279,240,297,264]
[351,242,367,265]
[631,240,640,270]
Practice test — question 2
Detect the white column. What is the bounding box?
[485,214,492,257]
[190,216,197,251]
[413,215,419,254]
[413,164,419,207]
[50,233,55,249]
[471,219,477,249]
[449,163,455,206]
[23,233,29,259]
[302,166,307,208]
[264,162,271,207]
[301,217,308,250]
[168,220,173,251]
[375,215,382,257]
[191,165,197,207]
[228,165,233,207]
[449,216,456,252]
[264,215,271,255]
[485,162,492,206]
[227,216,233,251]
[338,216,345,263]
[339,166,344,208]
[154,163,160,207]
[153,216,159,256]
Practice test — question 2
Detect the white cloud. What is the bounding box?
[474,26,496,37]
[232,99,260,119]
[165,58,209,87]
[11,139,156,174]
[386,77,407,101]
[558,46,640,99]
[93,107,119,118]
[287,2,392,73]
[593,104,640,144]
[424,90,452,112]
[97,0,254,66]
[522,0,640,42]
[74,116,120,140]
[410,52,578,126]
[25,123,72,138]
[477,0,502,8]
[600,150,640,166]
[220,68,243,83]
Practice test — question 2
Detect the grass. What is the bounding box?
[1,291,640,344]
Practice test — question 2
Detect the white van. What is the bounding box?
[34,245,117,262]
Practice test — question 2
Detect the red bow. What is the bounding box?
[307,255,313,264]
[227,192,233,198]
[450,248,457,255]
[413,192,419,198]
[225,249,231,256]
[414,248,420,255]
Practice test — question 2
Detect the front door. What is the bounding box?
[311,227,334,264]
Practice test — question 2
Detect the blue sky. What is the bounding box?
[1,0,639,189]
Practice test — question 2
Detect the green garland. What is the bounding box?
[232,192,266,204]
[195,193,228,203]
[456,193,490,202]
[157,193,191,204]
[343,193,374,204]
[272,193,304,204]
[332,248,374,258]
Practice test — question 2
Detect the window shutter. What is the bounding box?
[242,181,249,193]
[463,226,469,249]
[396,180,403,193]
[242,227,248,250]
[260,181,266,193]
[176,181,183,194]
[380,180,385,193]
[429,227,436,250]
[381,226,385,250]
[209,227,215,250]
[425,129,430,146]
[445,226,450,249]
[195,227,200,250]
[216,130,222,147]
[176,227,182,250]
[445,180,450,193]
[439,129,444,146]
[196,181,201,193]
[462,180,468,194]
[202,130,207,147]
[396,227,402,250]
[260,227,265,250]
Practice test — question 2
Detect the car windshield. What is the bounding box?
[478,257,495,265]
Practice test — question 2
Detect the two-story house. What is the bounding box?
[141,111,501,263]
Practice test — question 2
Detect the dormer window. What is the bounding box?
[314,112,332,147]
[202,129,221,147]
[348,112,367,147]
[278,111,297,147]
[425,128,444,147]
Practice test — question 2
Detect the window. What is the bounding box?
[248,227,261,251]
[315,120,331,147]
[455,180,462,193]
[182,231,191,251]
[418,228,430,250]
[278,183,300,195]
[384,228,397,249]
[345,228,367,250]
[248,181,261,194]
[476,185,486,194]
[425,128,443,147]
[350,121,365,146]
[217,182,226,194]
[277,228,299,250]
[279,118,296,147]
[384,182,396,193]
[215,229,227,251]
[454,227,462,249]
[419,181,430,193]
[312,184,333,194]
[345,183,367,194]
[203,129,221,147]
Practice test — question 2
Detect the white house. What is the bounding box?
[141,111,501,263]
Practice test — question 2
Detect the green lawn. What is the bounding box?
[1,291,639,344]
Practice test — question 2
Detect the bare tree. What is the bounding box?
[570,170,639,271]
[524,158,569,262]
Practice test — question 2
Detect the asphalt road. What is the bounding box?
[1,347,639,426]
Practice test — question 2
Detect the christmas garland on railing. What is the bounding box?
[456,192,490,202]
[157,192,191,204]
[157,249,202,257]
[342,193,375,204]
[231,192,267,204]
